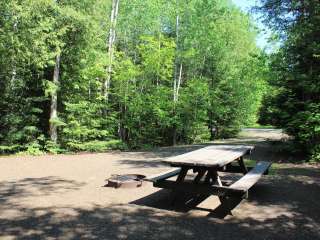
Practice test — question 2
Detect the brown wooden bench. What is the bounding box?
[144,168,181,182]
[144,161,272,199]
[229,161,272,193]
[213,161,272,217]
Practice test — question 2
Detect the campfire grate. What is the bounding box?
[105,174,146,188]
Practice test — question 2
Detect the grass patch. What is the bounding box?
[244,123,275,129]
[66,140,128,152]
[244,159,280,175]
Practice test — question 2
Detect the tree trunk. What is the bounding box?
[49,54,60,143]
[209,77,215,141]
[156,33,161,86]
[104,0,120,101]
[10,17,18,86]
[176,63,182,101]
[172,12,182,146]
[209,112,215,141]
[173,14,180,102]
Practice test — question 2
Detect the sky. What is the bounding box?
[232,0,272,50]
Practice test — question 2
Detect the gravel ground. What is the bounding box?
[0,129,319,240]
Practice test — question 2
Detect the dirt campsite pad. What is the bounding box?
[0,129,319,240]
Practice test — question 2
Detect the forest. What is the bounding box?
[0,0,319,161]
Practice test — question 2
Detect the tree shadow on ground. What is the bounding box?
[129,172,320,236]
[0,177,85,205]
[1,191,319,239]
[130,173,242,217]
[0,170,319,239]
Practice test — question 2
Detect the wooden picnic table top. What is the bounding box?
[163,145,254,168]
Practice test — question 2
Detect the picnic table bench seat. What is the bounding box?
[144,168,181,182]
[145,161,271,198]
[228,161,271,192]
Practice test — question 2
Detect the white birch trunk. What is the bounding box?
[173,14,180,102]
[176,63,182,101]
[48,0,61,143]
[49,54,60,143]
[11,68,16,84]
[104,0,120,101]
[173,10,182,145]
[10,19,18,86]
[173,13,183,102]
[157,32,161,86]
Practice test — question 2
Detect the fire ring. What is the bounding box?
[105,174,146,188]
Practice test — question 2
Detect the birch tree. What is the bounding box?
[10,13,18,86]
[173,14,183,103]
[172,2,183,145]
[48,0,61,143]
[49,54,61,143]
[104,0,120,101]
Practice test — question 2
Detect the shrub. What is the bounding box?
[66,140,127,152]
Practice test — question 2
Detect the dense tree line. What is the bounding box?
[258,0,320,161]
[0,0,267,154]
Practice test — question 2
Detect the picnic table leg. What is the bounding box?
[202,169,237,207]
[187,168,210,207]
[212,162,247,218]
[171,167,189,206]
[204,169,213,184]
[176,167,189,182]
[187,169,223,206]
[193,169,207,183]
[174,167,218,207]
[237,156,248,174]
[209,170,226,203]
[210,194,243,218]
[203,169,222,186]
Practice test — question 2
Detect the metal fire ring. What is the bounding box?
[105,174,146,188]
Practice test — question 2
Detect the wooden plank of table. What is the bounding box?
[144,168,181,182]
[229,161,272,191]
[163,145,254,168]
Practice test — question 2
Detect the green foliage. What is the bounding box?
[177,79,210,143]
[0,0,268,154]
[44,80,59,97]
[44,140,66,154]
[18,141,44,156]
[0,145,21,154]
[310,146,320,162]
[67,140,127,152]
[258,0,320,160]
[138,35,176,83]
[62,101,113,143]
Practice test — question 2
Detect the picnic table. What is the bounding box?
[145,145,271,215]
